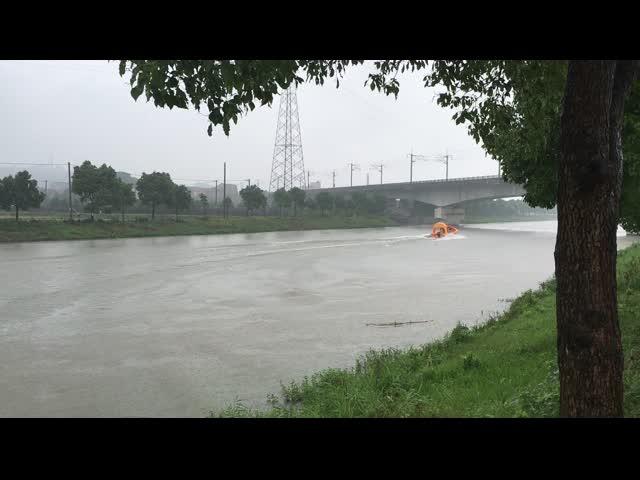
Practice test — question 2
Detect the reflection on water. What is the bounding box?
[0,221,636,417]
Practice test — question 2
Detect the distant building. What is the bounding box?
[307,181,321,190]
[46,181,70,193]
[116,171,137,185]
[188,183,240,206]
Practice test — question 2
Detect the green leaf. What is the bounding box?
[131,84,144,101]
[221,62,235,90]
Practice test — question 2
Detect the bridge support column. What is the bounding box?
[434,206,465,224]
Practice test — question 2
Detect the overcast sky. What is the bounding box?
[0,60,499,189]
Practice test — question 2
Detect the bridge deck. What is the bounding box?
[305,175,505,192]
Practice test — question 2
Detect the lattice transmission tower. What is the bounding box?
[268,84,306,192]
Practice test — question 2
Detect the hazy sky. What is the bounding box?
[0,60,499,189]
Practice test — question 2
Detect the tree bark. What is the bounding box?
[555,60,637,417]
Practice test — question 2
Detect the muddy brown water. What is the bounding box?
[0,221,636,417]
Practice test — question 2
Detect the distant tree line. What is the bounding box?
[271,188,388,217]
[465,198,557,219]
[1,163,391,222]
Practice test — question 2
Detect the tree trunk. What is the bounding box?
[555,60,637,417]
[151,202,155,221]
[15,206,19,222]
[122,206,125,223]
[294,204,297,217]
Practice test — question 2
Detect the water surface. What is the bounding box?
[0,221,635,416]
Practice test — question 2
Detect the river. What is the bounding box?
[0,221,636,417]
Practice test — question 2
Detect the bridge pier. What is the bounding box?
[434,206,465,225]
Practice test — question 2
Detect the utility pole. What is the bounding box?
[409,148,416,183]
[443,152,450,180]
[214,180,218,206]
[223,162,227,218]
[67,162,72,221]
[366,173,369,185]
[332,170,336,188]
[307,171,310,189]
[246,179,251,188]
[349,163,359,187]
[408,152,449,181]
[44,180,48,195]
[371,163,384,184]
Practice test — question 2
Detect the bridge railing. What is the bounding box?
[411,175,502,184]
[306,175,504,191]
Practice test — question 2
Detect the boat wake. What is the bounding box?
[430,234,466,241]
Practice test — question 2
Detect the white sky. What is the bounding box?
[0,60,499,189]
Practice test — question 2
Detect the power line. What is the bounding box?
[407,152,451,181]
[1,60,111,75]
[0,162,68,166]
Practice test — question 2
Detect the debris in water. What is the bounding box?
[365,320,432,328]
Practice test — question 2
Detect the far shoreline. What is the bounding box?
[0,214,577,245]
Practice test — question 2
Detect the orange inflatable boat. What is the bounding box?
[428,222,459,238]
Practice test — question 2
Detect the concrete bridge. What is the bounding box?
[306,175,525,223]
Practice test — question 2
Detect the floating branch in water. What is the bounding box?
[365,320,432,328]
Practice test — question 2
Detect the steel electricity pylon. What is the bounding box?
[269,84,306,192]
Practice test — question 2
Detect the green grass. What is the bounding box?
[0,214,397,243]
[214,243,640,418]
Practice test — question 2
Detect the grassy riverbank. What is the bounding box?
[0,215,398,243]
[216,242,640,417]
